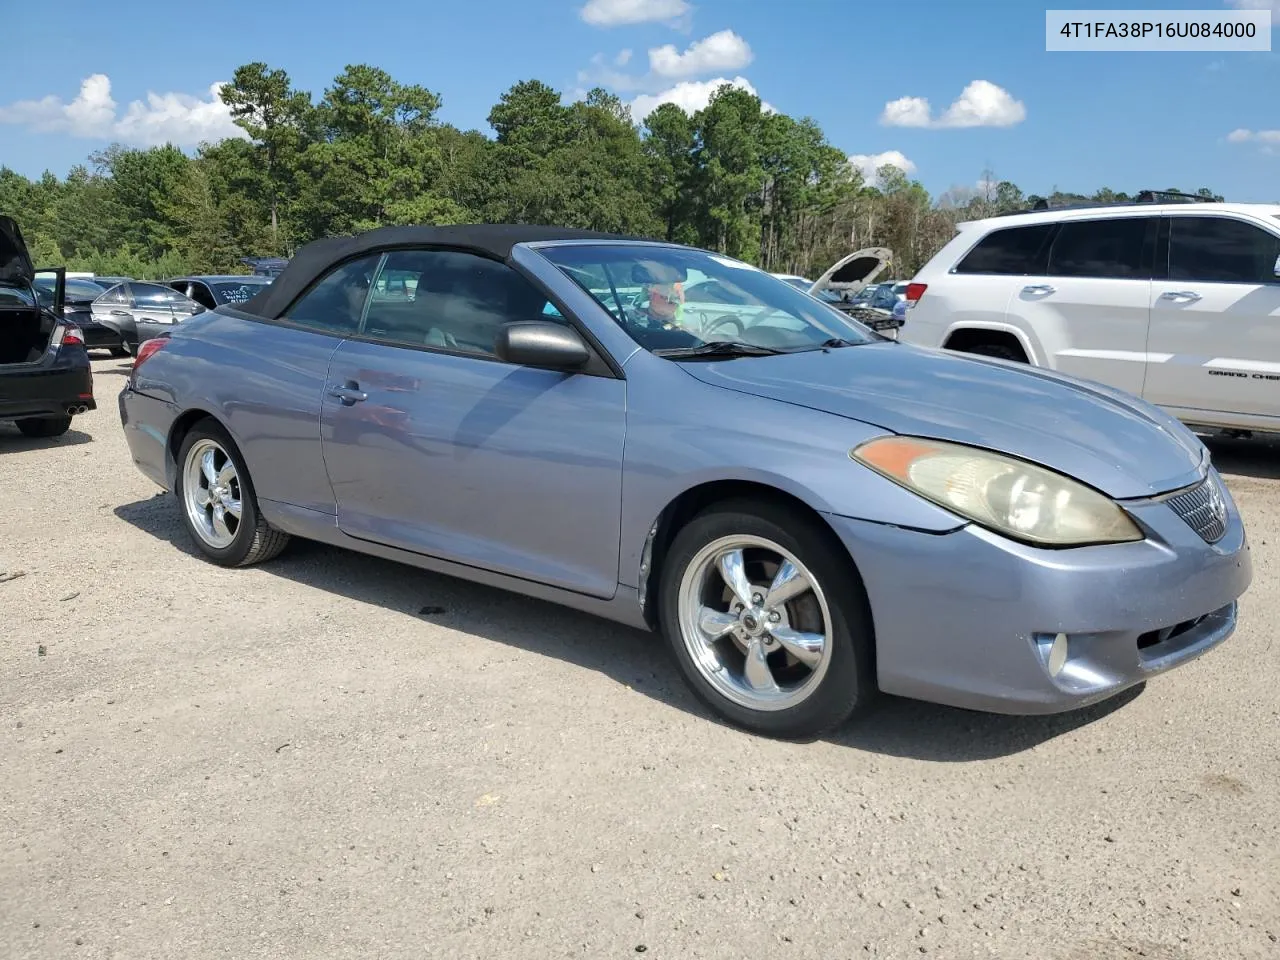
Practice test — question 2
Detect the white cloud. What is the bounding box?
[0,74,244,148]
[880,80,1026,129]
[1225,0,1280,19]
[615,49,633,66]
[115,82,244,148]
[578,54,646,92]
[1227,127,1280,143]
[847,150,916,183]
[631,76,771,122]
[649,29,752,78]
[0,74,116,137]
[880,96,931,128]
[580,0,690,26]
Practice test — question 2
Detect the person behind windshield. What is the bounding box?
[643,279,685,329]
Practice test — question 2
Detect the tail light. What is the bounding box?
[132,336,168,373]
[49,322,84,350]
[904,282,928,307]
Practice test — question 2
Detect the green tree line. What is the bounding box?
[0,62,1221,281]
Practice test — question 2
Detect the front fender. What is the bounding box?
[618,367,966,590]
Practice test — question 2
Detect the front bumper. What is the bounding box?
[826,473,1252,714]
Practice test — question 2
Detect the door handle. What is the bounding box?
[1022,284,1055,295]
[328,382,368,405]
[1160,290,1202,303]
[109,309,130,315]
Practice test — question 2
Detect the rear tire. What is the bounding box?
[16,416,72,438]
[658,498,876,740]
[175,420,290,567]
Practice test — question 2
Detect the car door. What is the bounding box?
[320,246,627,599]
[1144,213,1280,424]
[1009,215,1156,395]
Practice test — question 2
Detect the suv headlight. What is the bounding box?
[851,436,1144,547]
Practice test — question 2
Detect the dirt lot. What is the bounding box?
[2,356,1278,960]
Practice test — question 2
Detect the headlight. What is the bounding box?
[851,436,1143,547]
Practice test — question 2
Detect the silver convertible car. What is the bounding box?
[118,225,1252,738]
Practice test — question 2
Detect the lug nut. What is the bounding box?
[752,594,763,605]
[768,611,781,623]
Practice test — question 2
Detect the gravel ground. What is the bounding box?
[2,356,1278,960]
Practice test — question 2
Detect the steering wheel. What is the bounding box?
[703,313,744,338]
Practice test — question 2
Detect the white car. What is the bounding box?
[899,200,1280,436]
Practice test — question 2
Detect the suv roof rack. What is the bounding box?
[992,189,1222,217]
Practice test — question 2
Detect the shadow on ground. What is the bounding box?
[115,493,1142,763]
[1202,432,1280,482]
[0,423,93,450]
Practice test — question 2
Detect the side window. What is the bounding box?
[1169,216,1280,285]
[362,248,558,357]
[1047,218,1150,279]
[188,283,218,309]
[953,224,1055,275]
[282,254,382,335]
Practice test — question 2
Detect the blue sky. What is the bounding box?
[0,0,1276,201]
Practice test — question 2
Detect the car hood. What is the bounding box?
[0,215,34,285]
[807,247,891,299]
[680,342,1206,499]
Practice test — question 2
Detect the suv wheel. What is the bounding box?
[963,341,1026,363]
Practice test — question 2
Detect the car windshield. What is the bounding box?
[209,279,270,304]
[33,277,108,304]
[538,244,879,356]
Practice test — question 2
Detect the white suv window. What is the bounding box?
[1168,216,1280,285]
[1045,218,1151,279]
[953,223,1054,275]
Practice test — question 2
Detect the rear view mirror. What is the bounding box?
[494,321,589,371]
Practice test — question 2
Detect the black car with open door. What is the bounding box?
[0,216,95,438]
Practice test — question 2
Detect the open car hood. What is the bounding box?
[0,215,35,285]
[807,247,891,298]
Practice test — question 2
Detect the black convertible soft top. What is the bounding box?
[241,223,642,319]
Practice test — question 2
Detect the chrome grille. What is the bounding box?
[1165,475,1228,544]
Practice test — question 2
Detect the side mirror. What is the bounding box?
[494,320,590,370]
[1274,254,1280,279]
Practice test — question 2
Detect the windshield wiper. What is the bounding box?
[819,337,860,349]
[653,341,784,360]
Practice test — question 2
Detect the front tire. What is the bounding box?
[109,345,130,359]
[16,416,72,438]
[658,499,876,739]
[176,421,290,567]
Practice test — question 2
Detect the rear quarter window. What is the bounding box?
[953,224,1055,275]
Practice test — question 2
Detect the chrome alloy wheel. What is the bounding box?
[676,535,834,712]
[182,438,243,549]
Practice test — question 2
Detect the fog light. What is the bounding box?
[1048,633,1068,677]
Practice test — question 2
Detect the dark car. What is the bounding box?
[34,275,129,356]
[90,281,204,355]
[165,275,272,310]
[0,216,95,438]
[240,256,289,278]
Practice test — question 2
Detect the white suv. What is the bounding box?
[899,200,1280,436]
